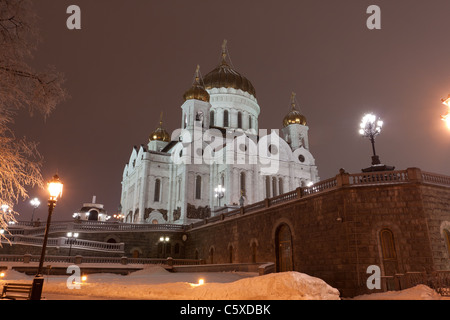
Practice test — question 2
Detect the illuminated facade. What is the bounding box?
[120,42,319,224]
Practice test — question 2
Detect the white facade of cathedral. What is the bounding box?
[120,43,319,225]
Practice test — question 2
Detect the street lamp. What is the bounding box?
[30,174,63,300]
[359,113,383,165]
[159,236,170,258]
[359,114,394,172]
[67,232,79,257]
[30,198,40,222]
[214,185,225,207]
[441,95,450,129]
[1,204,9,213]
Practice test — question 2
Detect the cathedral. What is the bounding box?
[120,41,320,225]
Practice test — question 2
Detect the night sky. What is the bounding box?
[12,0,450,221]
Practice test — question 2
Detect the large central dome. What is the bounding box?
[203,41,256,98]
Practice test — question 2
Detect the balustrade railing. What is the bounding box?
[0,254,203,266]
[422,171,450,187]
[1,234,124,253]
[349,170,409,185]
[9,168,450,233]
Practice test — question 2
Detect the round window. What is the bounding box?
[268,144,278,155]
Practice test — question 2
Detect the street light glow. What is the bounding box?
[441,96,450,129]
[30,198,40,208]
[359,113,383,137]
[48,175,63,201]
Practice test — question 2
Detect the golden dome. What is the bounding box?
[149,113,171,142]
[203,40,256,98]
[183,65,210,103]
[283,92,307,127]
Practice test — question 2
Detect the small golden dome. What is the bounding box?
[283,110,307,127]
[203,40,256,98]
[283,92,307,127]
[149,113,171,142]
[183,65,210,103]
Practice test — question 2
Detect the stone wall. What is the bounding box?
[183,175,450,297]
[2,168,449,297]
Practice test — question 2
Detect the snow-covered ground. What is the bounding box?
[0,266,447,300]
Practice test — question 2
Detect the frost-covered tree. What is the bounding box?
[0,0,67,237]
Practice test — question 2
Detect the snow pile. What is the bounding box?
[42,271,340,300]
[189,271,341,300]
[0,268,341,300]
[353,285,443,300]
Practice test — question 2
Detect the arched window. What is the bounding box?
[380,229,396,260]
[272,177,278,197]
[445,229,450,257]
[224,110,229,127]
[379,228,399,279]
[248,115,252,129]
[265,176,271,198]
[240,172,246,196]
[88,210,99,221]
[154,179,161,202]
[210,110,215,126]
[251,242,257,263]
[195,175,202,200]
[279,178,284,195]
[237,112,242,129]
[209,247,214,264]
[276,224,293,272]
[229,245,233,263]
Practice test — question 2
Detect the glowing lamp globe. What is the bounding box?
[48,175,63,201]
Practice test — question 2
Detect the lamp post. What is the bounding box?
[30,198,40,222]
[359,114,394,172]
[67,232,79,257]
[159,236,170,258]
[30,174,63,300]
[214,185,225,207]
[359,113,383,165]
